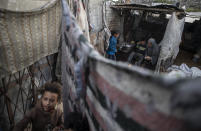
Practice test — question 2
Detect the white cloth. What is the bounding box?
[167,63,201,78]
[76,0,90,43]
[156,13,185,72]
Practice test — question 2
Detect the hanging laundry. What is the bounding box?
[76,0,90,43]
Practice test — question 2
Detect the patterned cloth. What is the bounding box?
[0,0,62,78]
[60,1,188,131]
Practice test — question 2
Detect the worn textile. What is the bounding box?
[156,13,185,72]
[60,0,93,120]
[76,0,90,43]
[167,63,201,78]
[0,0,62,79]
[60,1,190,131]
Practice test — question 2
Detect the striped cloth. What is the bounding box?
[60,0,188,131]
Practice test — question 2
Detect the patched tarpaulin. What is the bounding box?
[0,0,62,78]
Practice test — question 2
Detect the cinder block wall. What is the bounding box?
[88,0,124,53]
[88,0,103,31]
[105,1,124,45]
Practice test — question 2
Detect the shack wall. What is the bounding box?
[88,0,124,54]
[105,1,124,45]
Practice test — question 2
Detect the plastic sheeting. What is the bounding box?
[156,13,185,72]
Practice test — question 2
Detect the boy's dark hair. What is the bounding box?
[41,82,62,102]
[111,30,119,36]
[64,111,89,131]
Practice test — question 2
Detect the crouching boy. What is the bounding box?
[14,82,63,131]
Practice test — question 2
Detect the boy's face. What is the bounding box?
[114,33,119,38]
[41,91,58,112]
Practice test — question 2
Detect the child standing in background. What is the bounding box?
[106,30,120,60]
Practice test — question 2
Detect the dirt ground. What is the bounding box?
[174,49,201,69]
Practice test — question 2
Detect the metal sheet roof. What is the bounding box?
[110,4,185,13]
